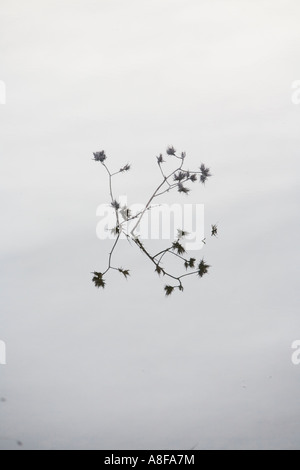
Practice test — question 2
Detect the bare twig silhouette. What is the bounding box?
[92,147,218,295]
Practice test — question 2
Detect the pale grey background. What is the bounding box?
[0,0,300,450]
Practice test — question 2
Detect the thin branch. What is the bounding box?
[130,155,184,236]
[103,231,121,275]
[92,148,215,295]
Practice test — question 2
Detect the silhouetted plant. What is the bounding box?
[211,224,218,237]
[91,146,218,296]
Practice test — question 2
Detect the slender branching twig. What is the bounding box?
[91,147,218,296]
